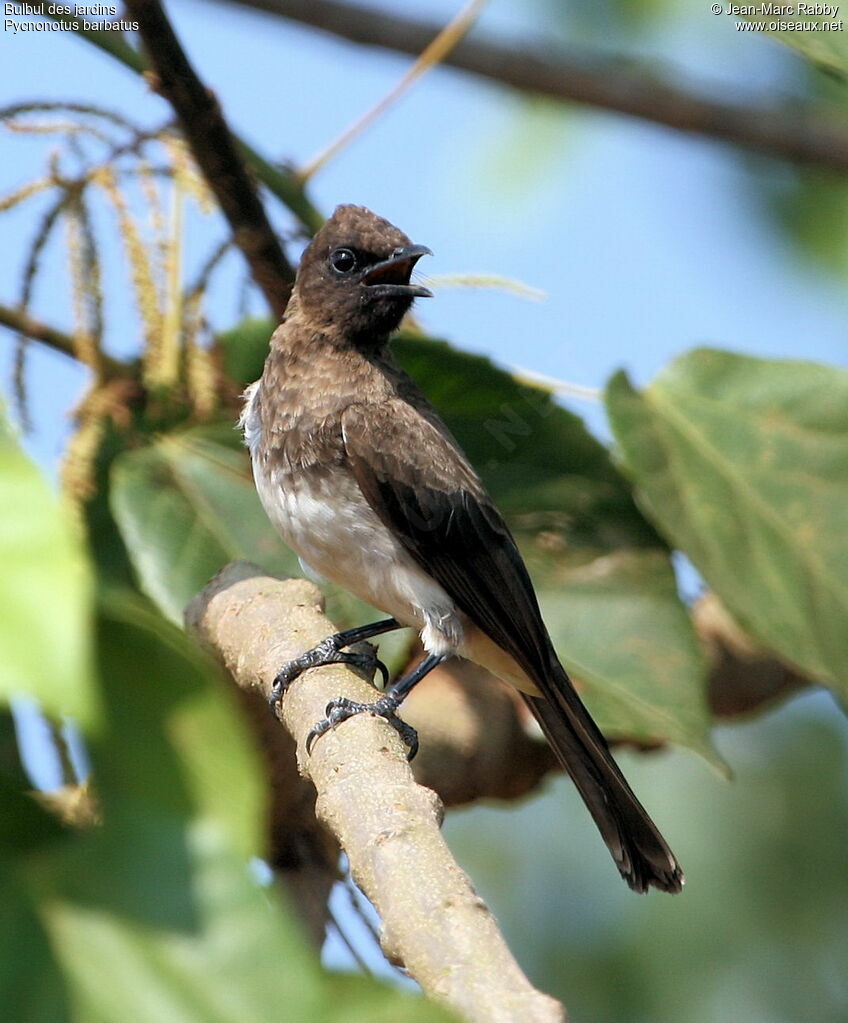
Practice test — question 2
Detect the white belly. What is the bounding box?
[244,391,463,657]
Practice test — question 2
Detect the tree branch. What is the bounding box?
[0,303,129,378]
[43,11,322,234]
[186,562,565,1023]
[122,0,296,318]
[223,0,848,174]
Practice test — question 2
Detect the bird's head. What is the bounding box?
[292,205,432,345]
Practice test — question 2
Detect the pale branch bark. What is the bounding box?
[123,0,296,318]
[221,0,848,174]
[186,562,566,1023]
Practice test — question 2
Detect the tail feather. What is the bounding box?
[522,670,684,894]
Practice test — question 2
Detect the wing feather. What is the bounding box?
[341,400,552,679]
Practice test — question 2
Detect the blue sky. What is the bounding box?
[2,0,848,469]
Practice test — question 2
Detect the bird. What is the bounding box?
[242,204,683,894]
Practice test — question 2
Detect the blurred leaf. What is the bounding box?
[110,425,413,670]
[0,775,65,855]
[6,593,454,1021]
[327,974,456,1023]
[481,95,575,200]
[90,594,265,884]
[529,550,713,758]
[216,317,273,387]
[0,582,449,1021]
[396,338,710,750]
[111,427,299,625]
[394,335,660,552]
[744,10,848,78]
[36,834,327,1023]
[81,418,139,589]
[606,348,848,700]
[0,866,69,1023]
[770,166,848,272]
[38,828,453,1023]
[0,411,97,728]
[0,709,29,791]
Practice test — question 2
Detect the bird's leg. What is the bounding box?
[306,652,449,761]
[270,618,401,709]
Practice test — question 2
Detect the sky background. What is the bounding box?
[2,3,848,1020]
[3,0,848,468]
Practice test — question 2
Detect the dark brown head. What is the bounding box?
[292,205,432,345]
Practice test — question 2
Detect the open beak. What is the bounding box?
[363,244,433,298]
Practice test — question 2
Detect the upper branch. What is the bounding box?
[186,562,566,1023]
[0,303,129,378]
[123,0,296,318]
[224,0,848,174]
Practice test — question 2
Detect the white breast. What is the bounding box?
[242,384,463,656]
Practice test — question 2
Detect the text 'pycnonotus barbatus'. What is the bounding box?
[243,204,683,894]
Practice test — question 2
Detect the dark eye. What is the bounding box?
[330,247,358,274]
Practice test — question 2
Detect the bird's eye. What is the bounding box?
[330,247,358,274]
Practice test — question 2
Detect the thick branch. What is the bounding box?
[187,562,565,1023]
[123,0,296,318]
[224,0,848,174]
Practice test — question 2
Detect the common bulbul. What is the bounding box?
[243,205,683,894]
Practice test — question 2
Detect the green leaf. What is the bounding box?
[606,349,848,700]
[111,427,299,625]
[327,973,457,1023]
[0,411,97,727]
[393,335,659,552]
[35,831,455,1023]
[36,835,327,1023]
[742,10,848,78]
[91,594,265,878]
[395,338,711,752]
[215,317,274,387]
[0,776,65,855]
[110,426,413,670]
[6,590,456,1022]
[0,865,69,1023]
[528,549,713,759]
[771,167,848,273]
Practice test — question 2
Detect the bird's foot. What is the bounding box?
[305,695,419,761]
[270,636,389,710]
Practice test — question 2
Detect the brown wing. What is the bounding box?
[341,399,555,682]
[341,398,684,894]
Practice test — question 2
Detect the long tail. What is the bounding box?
[522,665,684,894]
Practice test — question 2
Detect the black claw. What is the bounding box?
[373,657,390,688]
[304,696,419,760]
[270,637,390,714]
[333,648,390,687]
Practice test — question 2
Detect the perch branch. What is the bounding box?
[186,562,565,1023]
[224,0,848,174]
